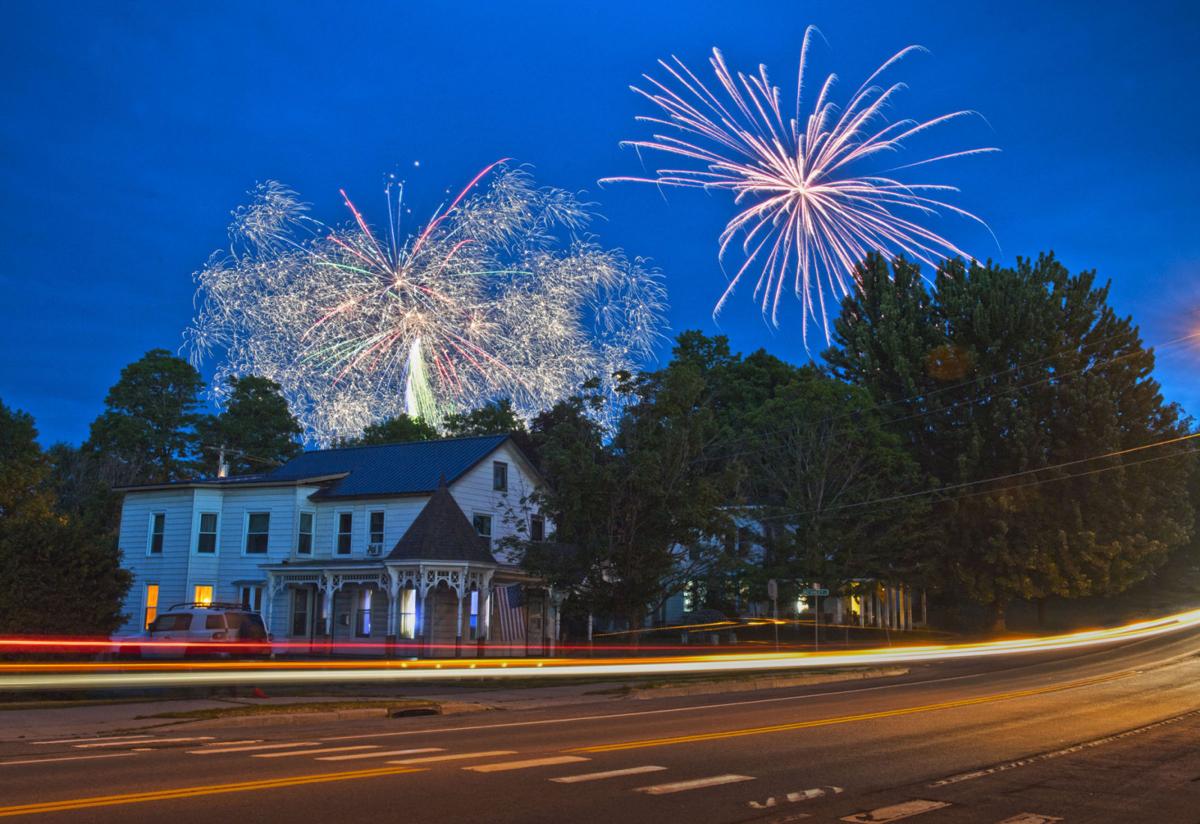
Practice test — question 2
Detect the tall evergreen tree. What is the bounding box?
[339,414,439,447]
[85,349,206,483]
[826,254,1195,629]
[197,375,302,476]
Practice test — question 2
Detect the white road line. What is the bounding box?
[317,748,444,762]
[996,815,1063,824]
[33,735,156,745]
[465,755,590,773]
[386,750,517,765]
[1,753,139,767]
[253,745,379,759]
[75,736,214,749]
[636,774,755,795]
[189,741,320,754]
[199,740,262,747]
[841,800,951,823]
[551,765,668,783]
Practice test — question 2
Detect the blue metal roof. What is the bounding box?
[266,434,510,499]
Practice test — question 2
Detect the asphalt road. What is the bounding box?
[2,628,1199,823]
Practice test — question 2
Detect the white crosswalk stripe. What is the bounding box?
[465,756,589,773]
[840,800,951,823]
[33,735,155,746]
[387,750,517,766]
[1,753,139,767]
[995,815,1063,824]
[253,745,379,759]
[550,765,668,784]
[189,741,319,755]
[75,737,213,749]
[318,748,444,762]
[636,774,755,795]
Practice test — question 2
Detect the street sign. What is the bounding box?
[800,588,829,597]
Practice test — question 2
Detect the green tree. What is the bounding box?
[339,414,439,447]
[0,399,130,635]
[827,253,1195,629]
[197,375,302,475]
[85,349,206,483]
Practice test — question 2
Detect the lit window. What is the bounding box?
[240,585,263,613]
[143,584,159,629]
[369,511,384,549]
[400,587,416,638]
[356,589,373,637]
[297,512,313,555]
[197,513,218,553]
[336,512,353,555]
[149,513,165,554]
[529,514,545,542]
[472,514,492,540]
[193,585,214,606]
[245,513,270,554]
[492,461,508,492]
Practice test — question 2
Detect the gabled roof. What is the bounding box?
[388,480,496,564]
[116,433,515,497]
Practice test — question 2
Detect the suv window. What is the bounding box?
[204,615,226,630]
[149,614,193,633]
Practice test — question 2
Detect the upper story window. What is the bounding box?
[197,513,218,554]
[337,512,353,555]
[529,514,545,542]
[297,512,314,555]
[472,513,493,540]
[492,461,508,492]
[368,511,385,555]
[149,513,165,554]
[245,513,270,554]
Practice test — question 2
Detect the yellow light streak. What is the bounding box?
[2,608,1197,692]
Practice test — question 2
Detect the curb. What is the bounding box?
[628,667,909,699]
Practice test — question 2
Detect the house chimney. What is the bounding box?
[217,446,229,479]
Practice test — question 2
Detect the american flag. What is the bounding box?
[493,583,526,643]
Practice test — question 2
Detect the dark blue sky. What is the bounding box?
[3,1,1198,444]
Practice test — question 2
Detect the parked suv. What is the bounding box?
[119,602,271,659]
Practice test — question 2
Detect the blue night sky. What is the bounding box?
[2,1,1198,445]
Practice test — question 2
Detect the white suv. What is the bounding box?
[121,603,271,659]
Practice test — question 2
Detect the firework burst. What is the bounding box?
[606,25,996,339]
[188,163,667,445]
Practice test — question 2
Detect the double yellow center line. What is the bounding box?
[0,765,425,818]
[571,670,1134,752]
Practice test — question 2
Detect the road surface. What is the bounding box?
[2,627,1198,823]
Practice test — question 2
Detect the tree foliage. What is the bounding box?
[826,253,1195,628]
[339,414,439,447]
[197,375,302,475]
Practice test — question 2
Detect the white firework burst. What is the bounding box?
[606,25,996,339]
[187,162,667,445]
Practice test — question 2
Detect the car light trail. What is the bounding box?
[1,608,1197,691]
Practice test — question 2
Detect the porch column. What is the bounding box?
[454,588,464,657]
[480,585,493,652]
[414,588,425,657]
[385,569,400,656]
[321,574,335,637]
[263,572,276,637]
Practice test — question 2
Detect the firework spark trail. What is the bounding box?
[605,25,996,340]
[188,164,667,445]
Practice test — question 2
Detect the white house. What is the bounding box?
[114,434,559,657]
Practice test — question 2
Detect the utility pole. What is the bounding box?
[767,579,779,652]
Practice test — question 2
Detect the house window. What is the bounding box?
[336,512,353,555]
[197,513,218,553]
[356,589,373,637]
[291,588,310,637]
[400,587,416,638]
[240,585,263,613]
[368,511,384,553]
[297,512,314,555]
[492,461,508,492]
[193,585,214,606]
[245,513,270,554]
[472,513,492,541]
[143,584,159,629]
[529,514,545,542]
[149,513,165,554]
[468,589,479,641]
